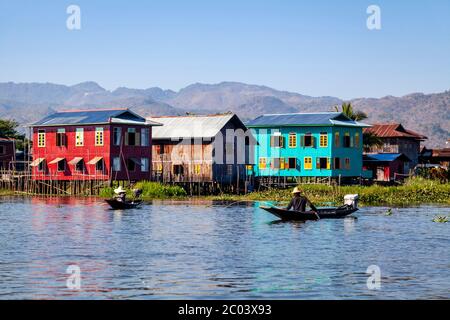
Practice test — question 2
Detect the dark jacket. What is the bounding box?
[287,196,307,212]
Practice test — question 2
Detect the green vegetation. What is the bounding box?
[432,216,448,223]
[0,118,28,150]
[100,181,187,200]
[210,178,450,206]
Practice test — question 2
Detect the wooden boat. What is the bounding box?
[260,205,358,221]
[105,199,143,210]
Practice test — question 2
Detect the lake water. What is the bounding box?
[0,197,449,300]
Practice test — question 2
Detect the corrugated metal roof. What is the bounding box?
[31,109,160,127]
[364,153,411,162]
[246,112,370,128]
[363,124,427,140]
[148,114,236,139]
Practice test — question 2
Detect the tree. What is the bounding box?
[0,119,27,150]
[363,131,384,151]
[334,102,368,121]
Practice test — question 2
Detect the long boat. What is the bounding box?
[105,199,143,210]
[260,205,358,221]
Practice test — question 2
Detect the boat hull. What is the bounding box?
[260,206,358,221]
[105,199,143,210]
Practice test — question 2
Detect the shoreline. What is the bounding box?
[2,178,450,207]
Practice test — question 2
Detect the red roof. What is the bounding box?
[363,123,427,140]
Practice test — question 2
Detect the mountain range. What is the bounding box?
[0,81,448,147]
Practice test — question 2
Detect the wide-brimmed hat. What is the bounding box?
[292,187,302,194]
[114,186,126,194]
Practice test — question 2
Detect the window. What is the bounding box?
[38,130,46,147]
[226,142,234,156]
[126,128,137,146]
[270,135,284,148]
[173,165,184,175]
[304,157,313,170]
[57,160,66,172]
[95,127,104,146]
[335,132,340,147]
[141,158,149,172]
[112,157,121,172]
[56,129,66,147]
[75,128,84,146]
[316,157,330,170]
[287,157,297,169]
[96,159,104,172]
[320,133,328,147]
[126,159,136,172]
[288,133,297,148]
[345,158,351,170]
[38,160,46,172]
[272,158,284,169]
[0,146,4,154]
[259,157,267,169]
[343,133,351,148]
[113,127,122,146]
[334,157,341,170]
[75,160,84,173]
[227,165,233,176]
[141,128,149,147]
[355,133,360,148]
[302,133,314,147]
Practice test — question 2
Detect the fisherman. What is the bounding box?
[114,186,127,202]
[287,187,319,215]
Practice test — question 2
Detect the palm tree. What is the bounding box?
[334,102,368,121]
[362,131,384,152]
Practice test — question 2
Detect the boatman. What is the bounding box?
[286,187,308,212]
[114,186,127,202]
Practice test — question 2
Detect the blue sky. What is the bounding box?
[0,0,449,99]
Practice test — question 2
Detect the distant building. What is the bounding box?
[0,138,16,170]
[363,153,411,181]
[147,114,255,187]
[420,147,450,168]
[363,123,427,170]
[30,109,161,181]
[246,112,370,180]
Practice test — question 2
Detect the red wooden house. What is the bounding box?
[30,109,161,181]
[0,138,16,170]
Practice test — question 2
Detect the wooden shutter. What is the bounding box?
[300,135,305,147]
[327,158,331,170]
[135,130,141,146]
[316,158,320,169]
[270,136,275,147]
[280,136,284,148]
[124,131,129,146]
[312,136,316,148]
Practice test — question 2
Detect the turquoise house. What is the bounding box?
[246,112,370,178]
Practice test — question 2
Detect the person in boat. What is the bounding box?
[114,186,127,202]
[286,187,308,212]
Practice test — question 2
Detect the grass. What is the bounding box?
[99,181,187,200]
[208,177,450,206]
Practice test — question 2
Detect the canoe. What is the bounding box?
[260,205,358,221]
[105,199,143,210]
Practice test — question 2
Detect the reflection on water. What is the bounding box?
[0,196,449,299]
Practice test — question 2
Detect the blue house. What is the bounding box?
[246,112,370,179]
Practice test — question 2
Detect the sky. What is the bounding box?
[0,0,449,99]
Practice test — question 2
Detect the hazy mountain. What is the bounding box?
[0,81,448,147]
